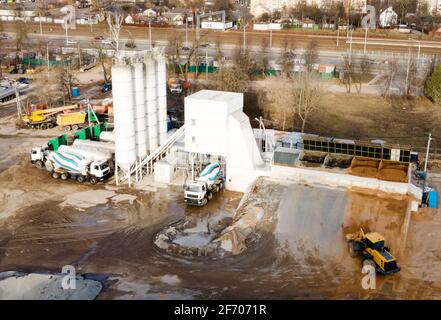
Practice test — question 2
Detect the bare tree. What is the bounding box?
[232,45,253,79]
[211,67,249,93]
[303,40,318,72]
[257,39,270,77]
[279,39,296,78]
[351,56,371,94]
[292,71,322,132]
[107,10,123,52]
[58,60,78,102]
[341,54,353,93]
[13,8,29,66]
[93,43,112,83]
[264,81,295,131]
[29,74,61,108]
[381,62,398,97]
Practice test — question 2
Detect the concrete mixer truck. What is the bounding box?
[184,163,225,206]
[45,149,111,184]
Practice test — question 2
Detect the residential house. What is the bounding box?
[379,7,398,28]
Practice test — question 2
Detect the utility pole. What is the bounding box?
[15,86,21,119]
[363,27,368,54]
[149,20,152,49]
[405,47,411,96]
[185,20,188,45]
[348,30,353,91]
[269,29,273,48]
[78,43,82,69]
[336,25,340,47]
[46,43,50,78]
[39,12,43,37]
[424,133,432,173]
[65,26,69,45]
[205,48,208,82]
[243,23,247,53]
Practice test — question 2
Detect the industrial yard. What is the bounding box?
[1,90,441,299]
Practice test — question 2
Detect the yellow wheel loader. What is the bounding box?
[346,229,400,275]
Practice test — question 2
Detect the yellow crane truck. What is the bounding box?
[20,104,79,129]
[346,229,401,275]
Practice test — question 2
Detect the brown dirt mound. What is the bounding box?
[347,157,379,178]
[377,160,408,183]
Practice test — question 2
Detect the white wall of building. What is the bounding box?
[184,90,266,192]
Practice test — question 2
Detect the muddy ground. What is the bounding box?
[1,117,441,299]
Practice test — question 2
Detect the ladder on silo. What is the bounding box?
[116,125,186,186]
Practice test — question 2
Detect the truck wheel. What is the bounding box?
[207,192,213,200]
[348,241,358,257]
[71,124,79,131]
[77,175,85,183]
[52,172,60,179]
[64,125,71,131]
[47,123,54,129]
[89,176,98,185]
[201,198,208,206]
[35,160,44,168]
[40,123,47,129]
[60,172,69,180]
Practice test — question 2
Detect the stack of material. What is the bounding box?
[377,160,409,183]
[348,157,379,178]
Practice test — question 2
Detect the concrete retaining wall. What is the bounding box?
[270,164,423,202]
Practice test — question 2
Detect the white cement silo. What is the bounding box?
[133,59,147,158]
[112,60,136,169]
[155,54,168,145]
[144,56,158,151]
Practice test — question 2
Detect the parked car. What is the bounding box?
[169,83,182,94]
[102,82,112,93]
[125,41,136,48]
[17,77,29,84]
[101,39,113,46]
[94,35,104,40]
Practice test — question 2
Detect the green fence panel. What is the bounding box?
[48,134,68,151]
[74,128,91,141]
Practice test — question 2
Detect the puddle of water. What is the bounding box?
[173,233,213,248]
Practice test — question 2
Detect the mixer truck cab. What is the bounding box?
[184,163,225,206]
[31,145,49,168]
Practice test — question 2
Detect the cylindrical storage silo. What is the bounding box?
[155,55,167,145]
[144,56,158,151]
[133,60,147,158]
[112,62,136,169]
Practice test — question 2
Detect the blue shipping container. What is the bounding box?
[428,190,438,208]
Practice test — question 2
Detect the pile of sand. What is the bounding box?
[377,160,408,183]
[214,178,286,256]
[347,157,379,178]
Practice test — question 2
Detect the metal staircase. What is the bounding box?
[115,125,185,187]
